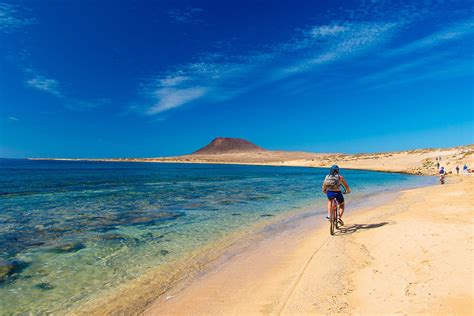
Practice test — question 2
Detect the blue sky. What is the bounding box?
[1,0,473,158]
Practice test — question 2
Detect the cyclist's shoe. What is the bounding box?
[325,216,330,221]
[338,218,344,226]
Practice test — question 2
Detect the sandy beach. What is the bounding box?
[144,175,473,315]
[28,143,474,314]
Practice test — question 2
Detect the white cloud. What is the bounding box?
[276,22,398,77]
[387,19,474,56]
[137,2,473,116]
[0,2,34,33]
[310,25,347,37]
[159,75,190,87]
[26,75,62,97]
[146,87,208,114]
[24,71,110,110]
[369,59,474,89]
[8,116,19,121]
[139,21,401,115]
[358,52,453,84]
[355,18,474,89]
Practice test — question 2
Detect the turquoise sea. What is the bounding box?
[0,159,434,314]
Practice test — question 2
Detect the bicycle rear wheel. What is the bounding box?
[335,205,340,230]
[329,202,335,235]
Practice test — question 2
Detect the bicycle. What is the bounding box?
[329,185,347,236]
[439,174,445,185]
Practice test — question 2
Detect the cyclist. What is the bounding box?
[439,166,447,184]
[322,165,350,225]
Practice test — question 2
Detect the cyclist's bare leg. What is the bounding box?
[339,202,345,218]
[327,200,332,218]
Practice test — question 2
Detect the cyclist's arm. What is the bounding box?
[322,181,327,193]
[340,175,350,193]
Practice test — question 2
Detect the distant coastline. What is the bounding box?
[28,143,474,176]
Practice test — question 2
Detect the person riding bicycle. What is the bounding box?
[439,166,447,183]
[439,166,446,175]
[322,165,350,225]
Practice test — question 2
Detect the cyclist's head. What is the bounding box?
[330,165,340,175]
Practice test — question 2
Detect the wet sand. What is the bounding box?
[144,175,473,315]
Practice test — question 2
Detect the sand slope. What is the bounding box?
[144,176,474,315]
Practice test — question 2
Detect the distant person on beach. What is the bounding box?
[436,162,440,169]
[456,166,460,174]
[439,167,447,184]
[322,165,350,224]
[464,164,469,174]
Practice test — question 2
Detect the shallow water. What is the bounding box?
[0,159,434,313]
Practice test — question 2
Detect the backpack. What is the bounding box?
[324,174,340,191]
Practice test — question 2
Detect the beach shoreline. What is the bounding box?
[3,158,471,314]
[1,160,438,314]
[68,170,434,315]
[143,175,473,315]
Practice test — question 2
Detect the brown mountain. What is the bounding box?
[192,137,266,155]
